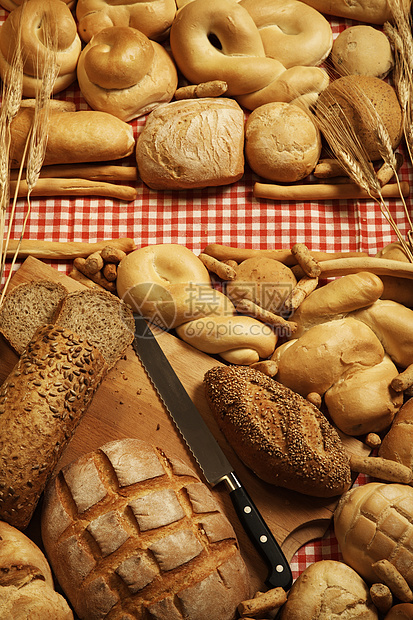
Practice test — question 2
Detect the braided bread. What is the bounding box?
[77,26,178,121]
[0,0,81,97]
[76,0,177,43]
[170,0,329,111]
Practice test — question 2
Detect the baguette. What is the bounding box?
[9,108,135,168]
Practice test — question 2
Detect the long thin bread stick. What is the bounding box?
[2,238,136,259]
[10,178,137,201]
[254,181,409,201]
[10,164,138,182]
[319,257,413,280]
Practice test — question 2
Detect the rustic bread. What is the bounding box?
[0,280,68,355]
[41,438,251,620]
[0,521,73,618]
[0,323,107,530]
[280,560,378,619]
[204,365,351,497]
[54,288,135,368]
[379,398,413,469]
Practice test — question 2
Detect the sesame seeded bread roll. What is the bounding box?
[204,365,351,498]
[0,324,107,530]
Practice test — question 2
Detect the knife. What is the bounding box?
[132,314,292,591]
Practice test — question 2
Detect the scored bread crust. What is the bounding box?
[0,324,107,530]
[204,365,351,497]
[41,438,251,620]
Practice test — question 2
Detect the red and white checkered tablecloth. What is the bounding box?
[0,6,411,584]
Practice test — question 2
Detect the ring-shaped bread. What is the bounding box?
[0,0,81,97]
[76,0,177,43]
[240,0,333,68]
[77,26,178,121]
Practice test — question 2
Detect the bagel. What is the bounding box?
[116,244,234,330]
[170,0,329,111]
[240,0,333,68]
[77,26,178,121]
[176,315,277,364]
[76,0,177,43]
[0,0,81,97]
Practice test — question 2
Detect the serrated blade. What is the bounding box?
[133,314,233,485]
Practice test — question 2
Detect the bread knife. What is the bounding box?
[132,315,292,590]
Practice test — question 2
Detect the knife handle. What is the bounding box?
[224,473,292,590]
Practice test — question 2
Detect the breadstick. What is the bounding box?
[84,251,104,275]
[175,80,228,99]
[69,266,104,290]
[235,298,297,335]
[2,238,136,259]
[377,152,404,187]
[9,178,137,201]
[73,258,117,292]
[198,253,237,280]
[318,257,413,280]
[9,164,138,182]
[100,246,127,263]
[253,181,409,201]
[365,433,382,449]
[391,363,413,392]
[202,244,368,265]
[307,392,322,408]
[349,454,413,484]
[291,243,321,277]
[284,276,319,312]
[238,588,287,617]
[102,263,117,282]
[370,583,393,614]
[372,560,413,602]
[249,359,278,377]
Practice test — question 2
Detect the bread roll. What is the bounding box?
[0,521,73,619]
[0,0,81,97]
[9,108,135,168]
[332,26,394,78]
[379,398,413,468]
[41,438,251,620]
[384,604,413,620]
[76,0,176,43]
[0,324,107,530]
[245,102,322,183]
[77,26,178,122]
[300,0,411,24]
[204,365,351,497]
[316,75,403,161]
[280,560,378,619]
[135,98,245,190]
[334,483,413,586]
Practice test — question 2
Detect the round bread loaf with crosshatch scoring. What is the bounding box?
[41,438,251,620]
[334,482,413,586]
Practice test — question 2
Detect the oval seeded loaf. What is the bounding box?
[41,438,251,620]
[204,365,351,498]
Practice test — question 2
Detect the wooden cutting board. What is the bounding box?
[0,256,368,592]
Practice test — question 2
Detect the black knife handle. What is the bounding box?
[224,474,292,590]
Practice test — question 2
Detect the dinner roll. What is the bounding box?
[135,98,245,190]
[316,75,403,161]
[245,102,322,182]
[0,0,81,97]
[77,26,178,121]
[385,604,413,620]
[117,244,233,329]
[332,26,394,79]
[280,560,378,619]
[76,0,176,42]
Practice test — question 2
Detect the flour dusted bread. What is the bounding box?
[41,438,251,620]
[204,365,351,497]
[136,98,245,190]
[0,521,73,619]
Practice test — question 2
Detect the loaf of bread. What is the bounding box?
[280,560,378,619]
[204,365,351,497]
[9,108,135,168]
[300,0,411,24]
[334,483,413,587]
[0,323,107,530]
[0,521,73,618]
[331,25,394,78]
[379,398,413,469]
[0,280,68,355]
[135,98,245,190]
[41,438,251,620]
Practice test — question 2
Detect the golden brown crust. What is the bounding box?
[204,365,351,497]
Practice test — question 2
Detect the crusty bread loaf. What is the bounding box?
[0,280,68,355]
[204,365,351,497]
[0,521,73,619]
[0,323,107,530]
[280,560,378,619]
[41,438,251,620]
[379,398,413,469]
[135,98,245,190]
[334,483,413,587]
[9,108,135,168]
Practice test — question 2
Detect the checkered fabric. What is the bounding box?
[0,6,409,582]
